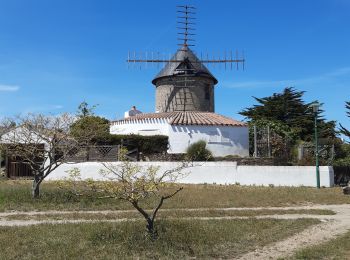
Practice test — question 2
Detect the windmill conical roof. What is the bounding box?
[152,47,218,85]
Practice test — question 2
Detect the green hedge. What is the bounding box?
[108,135,168,155]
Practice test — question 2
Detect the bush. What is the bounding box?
[186,141,213,161]
[333,143,350,166]
[333,158,350,167]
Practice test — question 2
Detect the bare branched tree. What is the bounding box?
[0,113,89,198]
[64,149,189,239]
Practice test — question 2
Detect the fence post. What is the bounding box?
[117,144,121,161]
[267,125,271,157]
[254,124,258,158]
[298,145,304,161]
[0,151,2,176]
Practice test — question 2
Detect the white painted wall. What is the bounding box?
[0,126,48,148]
[168,125,249,157]
[110,121,249,157]
[47,162,334,187]
[235,166,334,187]
[110,119,169,136]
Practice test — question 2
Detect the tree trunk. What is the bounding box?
[32,175,41,199]
[131,201,159,240]
[146,219,158,240]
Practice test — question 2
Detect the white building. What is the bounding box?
[110,45,250,157]
[110,111,249,157]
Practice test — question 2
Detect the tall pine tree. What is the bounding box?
[339,101,350,140]
[239,87,336,141]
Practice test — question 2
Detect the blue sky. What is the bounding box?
[0,0,349,132]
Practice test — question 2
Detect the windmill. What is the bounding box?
[127,5,245,113]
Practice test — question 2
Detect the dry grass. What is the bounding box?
[288,230,350,259]
[0,180,349,212]
[0,218,320,259]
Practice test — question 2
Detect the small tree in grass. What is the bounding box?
[63,149,189,239]
[0,113,94,198]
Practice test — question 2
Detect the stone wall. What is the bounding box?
[154,76,215,112]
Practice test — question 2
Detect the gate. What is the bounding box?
[334,166,350,186]
[6,157,33,179]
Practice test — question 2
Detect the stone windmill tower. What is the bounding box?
[152,46,218,113]
[128,5,244,113]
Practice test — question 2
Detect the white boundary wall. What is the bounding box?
[47,162,334,188]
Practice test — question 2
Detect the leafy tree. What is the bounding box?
[239,87,337,141]
[70,101,110,145]
[240,87,309,125]
[333,142,350,166]
[339,101,350,141]
[70,116,110,145]
[77,101,98,118]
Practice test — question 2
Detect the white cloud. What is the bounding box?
[324,67,350,77]
[223,80,291,89]
[22,105,64,114]
[223,67,350,89]
[0,84,20,92]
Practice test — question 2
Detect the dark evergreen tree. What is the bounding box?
[339,101,350,140]
[239,87,336,141]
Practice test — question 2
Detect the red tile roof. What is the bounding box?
[112,111,247,126]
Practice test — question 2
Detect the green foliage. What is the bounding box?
[333,157,350,167]
[240,87,337,141]
[70,116,110,145]
[70,114,168,153]
[76,101,98,118]
[186,140,213,161]
[339,101,350,141]
[108,134,168,155]
[333,143,350,166]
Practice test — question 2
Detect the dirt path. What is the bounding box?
[0,204,349,259]
[0,204,341,217]
[238,204,350,260]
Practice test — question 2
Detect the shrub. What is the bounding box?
[186,141,213,161]
[333,158,350,167]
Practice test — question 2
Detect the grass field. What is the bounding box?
[0,218,320,259]
[0,180,349,212]
[289,230,350,260]
[0,179,348,259]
